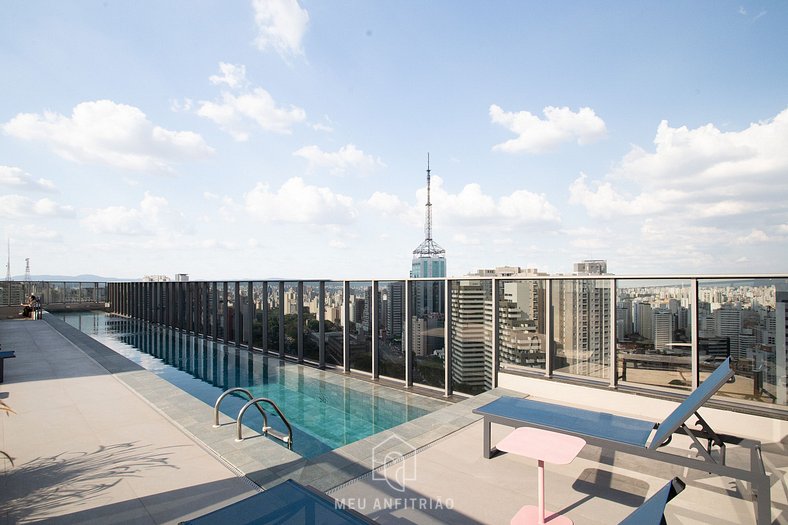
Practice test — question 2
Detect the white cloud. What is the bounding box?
[329,239,348,249]
[293,144,384,175]
[244,177,357,224]
[570,108,788,223]
[81,192,179,235]
[490,104,607,153]
[252,0,309,58]
[366,176,561,236]
[428,176,561,227]
[569,173,679,218]
[366,192,409,215]
[209,62,248,89]
[735,229,770,244]
[0,195,75,218]
[3,100,214,171]
[0,165,55,192]
[197,63,306,140]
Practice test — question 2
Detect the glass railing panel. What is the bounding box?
[699,278,788,406]
[324,281,344,367]
[50,282,64,303]
[80,282,96,303]
[237,283,249,345]
[497,279,547,373]
[450,279,491,395]
[616,279,693,392]
[0,282,10,306]
[302,281,320,362]
[163,283,172,326]
[206,282,216,338]
[188,282,198,332]
[348,281,373,373]
[552,278,611,380]
[98,283,107,303]
[267,282,280,353]
[252,282,265,350]
[379,280,406,381]
[225,283,236,342]
[216,282,226,340]
[411,280,446,389]
[65,282,80,303]
[283,281,298,358]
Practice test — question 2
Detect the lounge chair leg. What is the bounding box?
[483,419,492,459]
[751,445,771,525]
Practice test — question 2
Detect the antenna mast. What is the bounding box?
[425,153,432,241]
[412,153,445,258]
[5,239,10,281]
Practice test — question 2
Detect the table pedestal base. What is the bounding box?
[510,505,573,525]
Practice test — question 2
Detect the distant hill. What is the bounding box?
[11,274,136,282]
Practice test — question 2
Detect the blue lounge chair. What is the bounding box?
[473,358,771,524]
[619,477,685,525]
[179,479,375,525]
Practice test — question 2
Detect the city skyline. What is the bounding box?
[2,2,787,280]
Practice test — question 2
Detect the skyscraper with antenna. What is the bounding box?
[410,153,446,278]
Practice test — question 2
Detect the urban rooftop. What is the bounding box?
[2,3,788,524]
[0,261,786,523]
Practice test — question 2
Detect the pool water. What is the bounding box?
[60,312,435,458]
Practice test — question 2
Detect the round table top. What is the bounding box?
[496,427,586,465]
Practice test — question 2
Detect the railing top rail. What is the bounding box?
[99,274,788,284]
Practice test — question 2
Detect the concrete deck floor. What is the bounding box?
[1,316,786,524]
[331,417,787,524]
[0,319,258,524]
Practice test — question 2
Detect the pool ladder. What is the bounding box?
[213,388,294,450]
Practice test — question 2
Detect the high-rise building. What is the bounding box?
[573,260,608,275]
[775,291,787,405]
[715,305,742,358]
[553,261,611,377]
[449,280,488,392]
[653,307,674,351]
[386,282,404,338]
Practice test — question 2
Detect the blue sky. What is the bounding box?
[1,1,787,279]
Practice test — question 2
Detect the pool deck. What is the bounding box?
[0,317,259,524]
[2,315,786,524]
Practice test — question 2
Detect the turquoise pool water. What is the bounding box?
[59,312,435,458]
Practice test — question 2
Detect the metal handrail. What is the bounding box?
[236,397,293,449]
[213,387,267,427]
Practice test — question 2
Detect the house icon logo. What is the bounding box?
[371,434,417,492]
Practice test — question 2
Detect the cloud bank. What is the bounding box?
[3,100,213,171]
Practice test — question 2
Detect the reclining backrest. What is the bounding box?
[648,358,733,450]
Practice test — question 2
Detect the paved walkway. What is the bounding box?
[0,319,257,524]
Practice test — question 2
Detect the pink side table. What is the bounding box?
[497,427,586,525]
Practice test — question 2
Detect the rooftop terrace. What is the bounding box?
[1,312,786,524]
